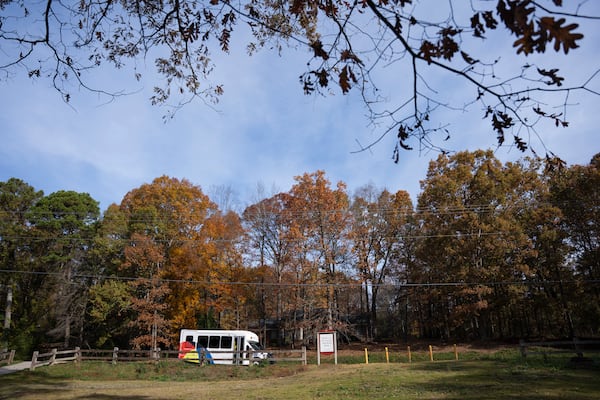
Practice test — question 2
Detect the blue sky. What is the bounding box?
[1,2,599,212]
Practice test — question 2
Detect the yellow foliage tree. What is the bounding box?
[119,176,242,347]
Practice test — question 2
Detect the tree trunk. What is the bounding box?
[3,284,12,330]
[370,288,378,340]
[64,314,71,348]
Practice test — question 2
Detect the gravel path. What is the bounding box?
[0,361,31,375]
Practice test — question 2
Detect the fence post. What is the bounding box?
[454,344,458,361]
[429,345,433,362]
[30,351,39,371]
[112,347,119,365]
[573,337,583,358]
[49,348,57,365]
[74,347,81,363]
[407,346,412,363]
[302,346,307,365]
[364,348,369,364]
[8,350,15,364]
[519,339,527,358]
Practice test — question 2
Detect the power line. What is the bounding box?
[0,198,583,221]
[0,269,598,288]
[0,230,512,243]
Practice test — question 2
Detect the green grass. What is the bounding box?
[1,350,599,400]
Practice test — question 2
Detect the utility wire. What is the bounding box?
[0,230,512,243]
[0,198,587,221]
[0,269,598,288]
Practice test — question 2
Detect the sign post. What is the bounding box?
[317,330,337,365]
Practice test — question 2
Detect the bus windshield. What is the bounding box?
[248,341,263,350]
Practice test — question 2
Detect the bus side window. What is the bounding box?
[185,335,195,345]
[209,335,220,349]
[198,336,209,349]
[221,336,233,349]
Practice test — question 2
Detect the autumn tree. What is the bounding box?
[497,157,576,338]
[119,176,212,347]
[415,150,541,339]
[411,150,596,340]
[1,1,597,157]
[242,192,295,343]
[200,209,249,329]
[117,175,251,348]
[287,171,350,334]
[349,185,414,340]
[121,232,169,350]
[549,153,600,336]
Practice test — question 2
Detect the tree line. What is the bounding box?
[1,150,598,355]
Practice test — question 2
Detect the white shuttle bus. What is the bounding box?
[178,329,271,365]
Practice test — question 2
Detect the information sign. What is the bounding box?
[317,330,337,365]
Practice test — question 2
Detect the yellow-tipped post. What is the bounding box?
[407,346,412,363]
[429,345,434,362]
[385,347,389,363]
[364,348,369,364]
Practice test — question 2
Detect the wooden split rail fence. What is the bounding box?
[29,347,307,370]
[0,349,16,365]
[30,348,81,370]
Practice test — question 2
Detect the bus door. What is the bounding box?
[234,336,246,365]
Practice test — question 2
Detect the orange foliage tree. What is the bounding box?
[287,171,351,332]
[118,176,246,348]
[121,232,168,350]
[242,193,295,343]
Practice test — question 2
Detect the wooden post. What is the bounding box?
[317,335,320,366]
[364,348,369,364]
[8,350,15,364]
[519,339,527,358]
[407,346,412,363]
[75,347,81,363]
[385,347,389,364]
[49,348,57,365]
[30,351,39,371]
[112,347,119,365]
[302,346,307,365]
[429,345,433,362]
[573,337,583,358]
[454,344,458,361]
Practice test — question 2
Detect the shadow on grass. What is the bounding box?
[2,358,598,400]
[0,369,155,400]
[0,370,64,400]
[0,361,310,399]
[74,396,151,399]
[400,360,600,400]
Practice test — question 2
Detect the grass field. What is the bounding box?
[1,349,599,399]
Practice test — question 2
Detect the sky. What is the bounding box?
[1,2,599,213]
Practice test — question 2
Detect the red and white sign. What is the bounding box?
[317,330,338,365]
